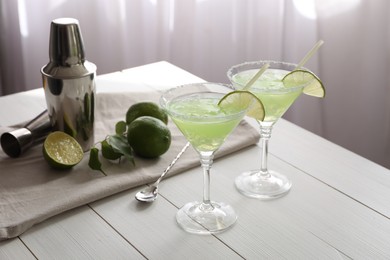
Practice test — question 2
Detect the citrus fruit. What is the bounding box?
[43,131,84,169]
[282,69,325,98]
[218,90,265,121]
[127,116,171,158]
[126,102,168,125]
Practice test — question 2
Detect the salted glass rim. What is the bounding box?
[159,82,247,121]
[227,60,313,93]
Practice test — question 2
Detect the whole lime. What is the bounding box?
[126,101,168,125]
[43,131,84,169]
[127,116,171,158]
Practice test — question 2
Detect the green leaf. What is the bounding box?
[107,134,135,165]
[101,139,122,160]
[115,121,127,135]
[88,147,106,175]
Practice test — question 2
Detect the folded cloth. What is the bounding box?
[0,91,260,240]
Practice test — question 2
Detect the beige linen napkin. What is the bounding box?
[0,91,260,240]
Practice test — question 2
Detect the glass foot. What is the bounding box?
[235,170,291,199]
[176,201,237,234]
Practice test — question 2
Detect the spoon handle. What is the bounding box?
[155,142,190,185]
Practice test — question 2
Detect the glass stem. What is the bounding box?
[199,151,214,211]
[259,125,273,178]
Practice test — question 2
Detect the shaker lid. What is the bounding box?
[41,18,96,78]
[49,18,85,66]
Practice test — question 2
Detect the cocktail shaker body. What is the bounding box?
[41,18,96,151]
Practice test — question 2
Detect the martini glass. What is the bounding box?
[160,82,246,234]
[228,61,307,199]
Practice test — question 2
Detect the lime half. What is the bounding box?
[218,90,265,121]
[43,131,84,169]
[282,69,325,98]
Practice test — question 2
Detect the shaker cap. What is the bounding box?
[41,18,96,79]
[49,18,85,66]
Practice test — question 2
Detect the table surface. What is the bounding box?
[1,61,390,259]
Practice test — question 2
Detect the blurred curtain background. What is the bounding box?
[0,0,389,168]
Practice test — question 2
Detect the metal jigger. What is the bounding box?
[1,110,52,157]
[41,18,96,151]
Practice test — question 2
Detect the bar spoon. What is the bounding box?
[135,142,190,202]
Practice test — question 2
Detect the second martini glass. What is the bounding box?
[228,61,308,199]
[160,82,246,234]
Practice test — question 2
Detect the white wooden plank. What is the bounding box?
[0,88,46,126]
[90,188,243,260]
[96,78,156,93]
[158,145,390,259]
[156,150,344,258]
[0,238,35,259]
[19,205,144,259]
[120,61,204,90]
[271,119,390,217]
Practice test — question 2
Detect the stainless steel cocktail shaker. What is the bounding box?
[41,18,96,151]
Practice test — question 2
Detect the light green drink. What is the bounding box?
[228,61,310,199]
[160,83,246,235]
[167,93,243,152]
[232,68,303,124]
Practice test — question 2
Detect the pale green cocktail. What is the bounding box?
[232,68,303,124]
[160,83,246,235]
[228,61,309,199]
[167,94,243,152]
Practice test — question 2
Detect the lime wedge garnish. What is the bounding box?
[218,90,265,121]
[43,131,84,169]
[282,69,325,98]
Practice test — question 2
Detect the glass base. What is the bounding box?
[235,170,291,199]
[176,201,237,235]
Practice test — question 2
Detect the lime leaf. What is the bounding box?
[88,147,106,175]
[107,135,135,165]
[101,139,122,160]
[218,90,265,121]
[282,69,325,98]
[115,121,127,135]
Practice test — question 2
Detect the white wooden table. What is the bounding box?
[1,61,390,259]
